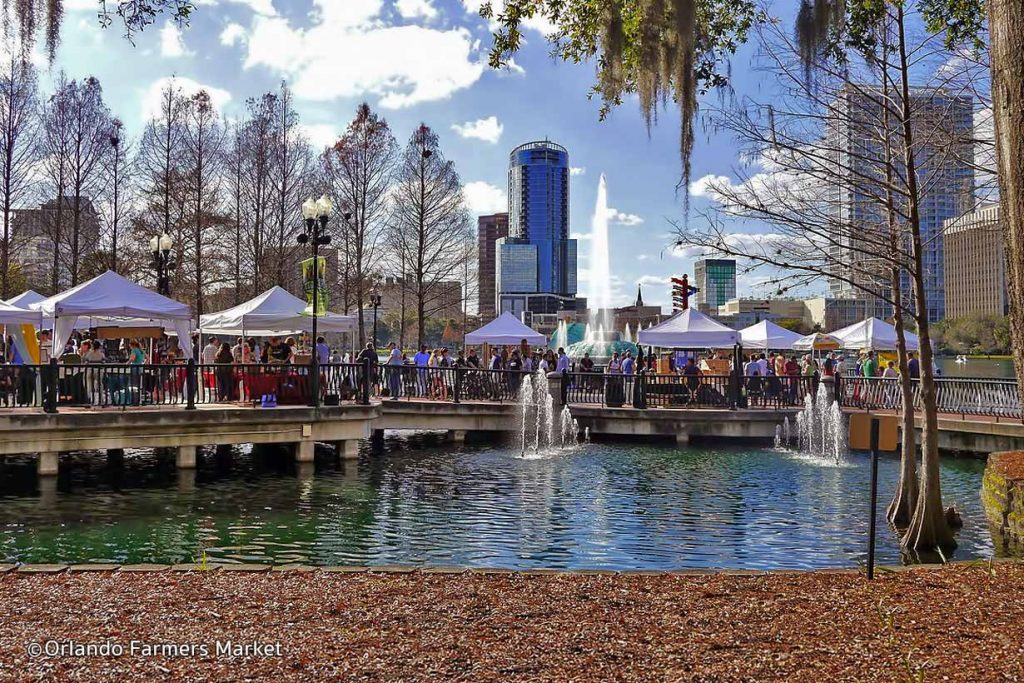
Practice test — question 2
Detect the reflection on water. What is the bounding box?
[0,435,996,570]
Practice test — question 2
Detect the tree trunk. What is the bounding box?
[989,0,1024,406]
[878,43,918,528]
[894,4,954,555]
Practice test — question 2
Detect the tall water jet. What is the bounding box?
[623,323,632,344]
[518,371,573,456]
[786,383,845,463]
[588,174,612,327]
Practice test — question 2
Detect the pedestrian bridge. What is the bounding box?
[0,363,1020,476]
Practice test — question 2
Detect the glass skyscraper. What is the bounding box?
[498,140,579,315]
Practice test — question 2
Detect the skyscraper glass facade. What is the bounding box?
[498,140,578,314]
[694,259,737,308]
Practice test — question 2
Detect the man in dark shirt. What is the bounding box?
[908,351,920,379]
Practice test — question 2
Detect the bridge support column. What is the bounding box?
[107,448,124,467]
[336,440,360,459]
[296,440,315,463]
[177,469,196,492]
[176,445,197,469]
[37,451,59,477]
[674,432,690,447]
[446,430,467,443]
[371,429,385,452]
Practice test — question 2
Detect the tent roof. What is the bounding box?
[792,332,843,351]
[0,299,42,325]
[37,270,193,320]
[465,312,546,346]
[199,285,355,335]
[831,317,919,351]
[637,308,740,348]
[739,320,804,350]
[5,290,46,308]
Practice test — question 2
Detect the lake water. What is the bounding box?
[0,435,998,570]
[936,357,1015,379]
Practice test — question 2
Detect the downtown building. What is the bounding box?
[693,258,737,308]
[943,203,1007,318]
[476,212,508,322]
[496,140,578,320]
[12,197,102,294]
[827,86,974,323]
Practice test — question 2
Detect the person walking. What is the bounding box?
[387,341,402,400]
[414,345,430,397]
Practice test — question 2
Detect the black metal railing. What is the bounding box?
[839,376,1023,420]
[564,371,818,409]
[3,359,1019,419]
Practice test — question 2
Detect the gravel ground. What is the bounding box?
[0,563,1022,682]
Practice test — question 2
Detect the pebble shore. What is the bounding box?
[1,562,1022,681]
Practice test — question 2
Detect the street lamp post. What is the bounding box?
[370,292,382,349]
[299,194,334,408]
[149,233,175,295]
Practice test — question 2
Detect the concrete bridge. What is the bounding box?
[2,395,1018,478]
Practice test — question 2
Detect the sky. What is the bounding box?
[46,0,814,311]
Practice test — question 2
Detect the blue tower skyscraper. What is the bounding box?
[497,140,578,316]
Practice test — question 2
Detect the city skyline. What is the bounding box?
[27,0,848,314]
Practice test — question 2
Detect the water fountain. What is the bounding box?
[786,384,845,463]
[589,174,612,321]
[518,372,579,456]
[554,320,568,351]
[623,323,633,344]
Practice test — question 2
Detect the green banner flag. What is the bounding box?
[300,256,328,316]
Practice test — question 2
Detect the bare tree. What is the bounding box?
[182,89,225,317]
[237,93,276,296]
[390,125,473,347]
[324,102,397,345]
[102,118,133,274]
[41,72,73,293]
[63,76,111,287]
[0,52,38,298]
[269,83,311,293]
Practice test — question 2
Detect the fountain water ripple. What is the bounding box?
[783,383,845,465]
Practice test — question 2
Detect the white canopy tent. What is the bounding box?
[739,320,804,350]
[0,300,41,325]
[198,286,356,336]
[831,317,920,351]
[5,290,46,308]
[36,271,196,359]
[465,312,546,346]
[637,308,740,348]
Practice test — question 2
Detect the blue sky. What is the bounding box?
[48,0,813,311]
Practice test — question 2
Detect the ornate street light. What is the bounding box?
[149,233,176,296]
[370,291,383,349]
[298,194,334,407]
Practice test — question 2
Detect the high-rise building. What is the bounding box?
[693,259,736,308]
[943,203,1007,318]
[497,140,578,316]
[828,86,974,322]
[476,212,508,321]
[12,197,102,293]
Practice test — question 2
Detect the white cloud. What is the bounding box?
[194,0,278,16]
[160,21,191,58]
[570,166,585,176]
[461,0,558,34]
[463,181,507,215]
[220,23,247,47]
[141,77,232,120]
[300,123,339,151]
[606,207,643,227]
[637,275,670,288]
[451,116,503,144]
[243,1,484,109]
[670,232,792,259]
[396,0,438,20]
